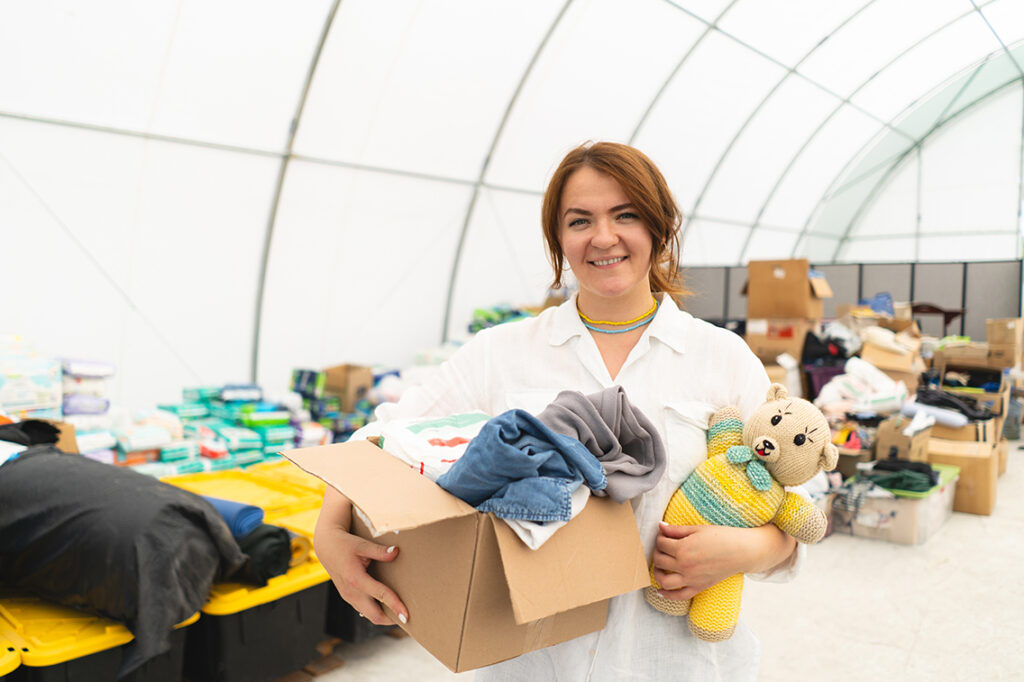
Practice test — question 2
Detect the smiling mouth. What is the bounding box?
[591,256,626,266]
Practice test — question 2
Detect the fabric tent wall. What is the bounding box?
[2,0,1023,410]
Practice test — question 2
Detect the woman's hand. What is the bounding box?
[313,487,408,626]
[651,522,797,600]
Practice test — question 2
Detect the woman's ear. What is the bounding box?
[765,383,788,402]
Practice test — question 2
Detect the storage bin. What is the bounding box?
[0,595,196,682]
[184,561,329,682]
[324,589,395,643]
[1,632,20,680]
[804,364,845,401]
[162,470,322,518]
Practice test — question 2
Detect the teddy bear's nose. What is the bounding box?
[760,439,774,453]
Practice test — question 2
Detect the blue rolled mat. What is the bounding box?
[202,495,264,538]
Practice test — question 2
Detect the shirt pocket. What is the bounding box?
[662,401,717,485]
[503,389,564,415]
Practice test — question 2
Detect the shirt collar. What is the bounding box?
[547,292,688,355]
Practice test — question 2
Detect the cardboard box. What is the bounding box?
[875,416,931,462]
[986,318,1023,346]
[933,344,991,369]
[743,259,833,319]
[830,463,958,545]
[997,438,1008,476]
[987,344,1019,368]
[324,364,375,412]
[745,318,816,364]
[929,418,997,443]
[286,440,649,672]
[835,446,874,479]
[926,439,998,515]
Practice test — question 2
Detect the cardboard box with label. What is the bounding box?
[324,364,375,413]
[745,318,816,365]
[830,463,958,545]
[743,259,833,320]
[926,439,998,515]
[286,440,649,672]
[874,416,931,462]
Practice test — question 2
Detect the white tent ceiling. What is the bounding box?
[2,0,1023,408]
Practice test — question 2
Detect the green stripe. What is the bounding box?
[708,418,743,440]
[681,470,753,528]
[406,412,491,434]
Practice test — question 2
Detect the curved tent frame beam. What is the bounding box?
[439,0,574,342]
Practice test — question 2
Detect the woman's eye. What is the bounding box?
[617,212,638,221]
[568,218,588,228]
[770,415,782,426]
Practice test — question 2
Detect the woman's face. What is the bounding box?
[558,166,653,304]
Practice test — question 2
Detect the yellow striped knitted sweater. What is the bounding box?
[645,384,838,642]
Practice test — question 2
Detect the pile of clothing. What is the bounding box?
[373,386,666,549]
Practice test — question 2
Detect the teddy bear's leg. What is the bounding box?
[687,573,744,642]
[644,584,691,615]
[646,488,705,616]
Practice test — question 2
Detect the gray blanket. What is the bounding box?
[536,387,666,503]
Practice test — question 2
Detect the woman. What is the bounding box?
[314,142,801,680]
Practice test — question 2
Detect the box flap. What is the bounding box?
[284,440,476,533]
[808,276,833,299]
[491,497,648,624]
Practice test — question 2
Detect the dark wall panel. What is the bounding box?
[812,264,859,318]
[682,266,727,320]
[913,263,966,337]
[728,266,747,319]
[862,263,912,303]
[964,261,1022,341]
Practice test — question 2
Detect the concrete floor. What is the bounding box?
[316,442,1024,681]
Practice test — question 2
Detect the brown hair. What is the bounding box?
[541,141,686,297]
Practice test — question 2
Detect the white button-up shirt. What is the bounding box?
[355,294,803,681]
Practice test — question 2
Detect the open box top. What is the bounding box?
[286,440,648,626]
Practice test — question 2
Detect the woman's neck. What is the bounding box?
[577,289,658,325]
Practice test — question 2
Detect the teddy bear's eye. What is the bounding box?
[793,433,806,446]
[771,415,782,426]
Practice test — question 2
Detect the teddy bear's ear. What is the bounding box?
[765,383,788,402]
[820,442,840,472]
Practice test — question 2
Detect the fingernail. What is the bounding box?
[399,612,407,624]
[659,521,668,528]
[386,545,396,553]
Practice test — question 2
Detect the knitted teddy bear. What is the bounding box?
[645,383,839,642]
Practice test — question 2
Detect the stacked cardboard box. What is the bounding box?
[742,259,833,395]
[923,358,1008,516]
[986,318,1022,368]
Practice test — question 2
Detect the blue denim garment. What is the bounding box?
[435,409,607,522]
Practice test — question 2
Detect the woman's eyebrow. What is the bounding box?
[563,207,592,219]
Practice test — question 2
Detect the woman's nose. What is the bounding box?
[591,218,618,248]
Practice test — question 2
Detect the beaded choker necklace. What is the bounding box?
[578,297,659,334]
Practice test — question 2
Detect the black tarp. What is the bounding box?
[0,446,246,676]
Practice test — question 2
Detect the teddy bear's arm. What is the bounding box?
[707,406,743,458]
[773,491,828,544]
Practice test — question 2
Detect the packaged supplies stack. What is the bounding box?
[0,338,62,420]
[115,424,172,467]
[290,369,335,449]
[60,358,116,460]
[742,259,833,396]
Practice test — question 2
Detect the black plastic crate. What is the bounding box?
[5,627,188,682]
[324,589,395,643]
[183,583,328,682]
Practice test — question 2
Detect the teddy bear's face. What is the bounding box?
[742,389,837,486]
